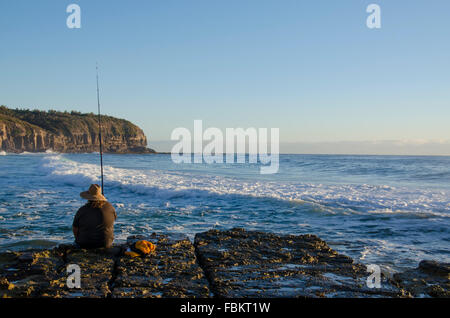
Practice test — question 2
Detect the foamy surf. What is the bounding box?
[40,154,450,217]
[2,152,450,269]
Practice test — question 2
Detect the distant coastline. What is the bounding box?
[0,106,156,154]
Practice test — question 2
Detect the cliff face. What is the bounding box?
[0,106,155,153]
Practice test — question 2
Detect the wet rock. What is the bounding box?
[0,276,14,294]
[194,228,405,298]
[0,249,64,297]
[42,246,120,298]
[0,229,448,298]
[418,260,450,276]
[392,260,449,298]
[112,234,210,298]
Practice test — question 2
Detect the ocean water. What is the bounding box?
[0,152,449,272]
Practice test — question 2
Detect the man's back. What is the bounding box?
[73,201,117,248]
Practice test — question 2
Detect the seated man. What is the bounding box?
[72,184,117,249]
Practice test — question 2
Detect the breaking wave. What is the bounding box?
[40,155,450,217]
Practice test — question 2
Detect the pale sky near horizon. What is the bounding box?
[0,1,449,154]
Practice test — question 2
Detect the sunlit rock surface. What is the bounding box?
[194,228,407,298]
[0,106,155,154]
[112,233,210,298]
[0,229,448,298]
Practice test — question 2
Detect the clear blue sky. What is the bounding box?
[1,1,449,154]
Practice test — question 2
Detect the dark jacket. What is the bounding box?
[73,201,117,248]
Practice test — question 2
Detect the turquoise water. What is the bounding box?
[0,152,449,272]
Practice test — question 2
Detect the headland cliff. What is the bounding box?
[0,106,155,154]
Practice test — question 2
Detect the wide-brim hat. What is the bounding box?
[80,184,107,201]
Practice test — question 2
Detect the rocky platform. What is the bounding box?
[0,228,448,298]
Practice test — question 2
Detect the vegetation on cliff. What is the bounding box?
[0,106,155,153]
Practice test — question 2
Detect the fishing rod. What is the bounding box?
[96,64,104,195]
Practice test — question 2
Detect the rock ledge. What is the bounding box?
[0,228,448,298]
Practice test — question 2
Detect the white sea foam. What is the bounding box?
[40,155,450,217]
[0,151,7,156]
[18,151,59,156]
[166,225,185,231]
[18,189,57,199]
